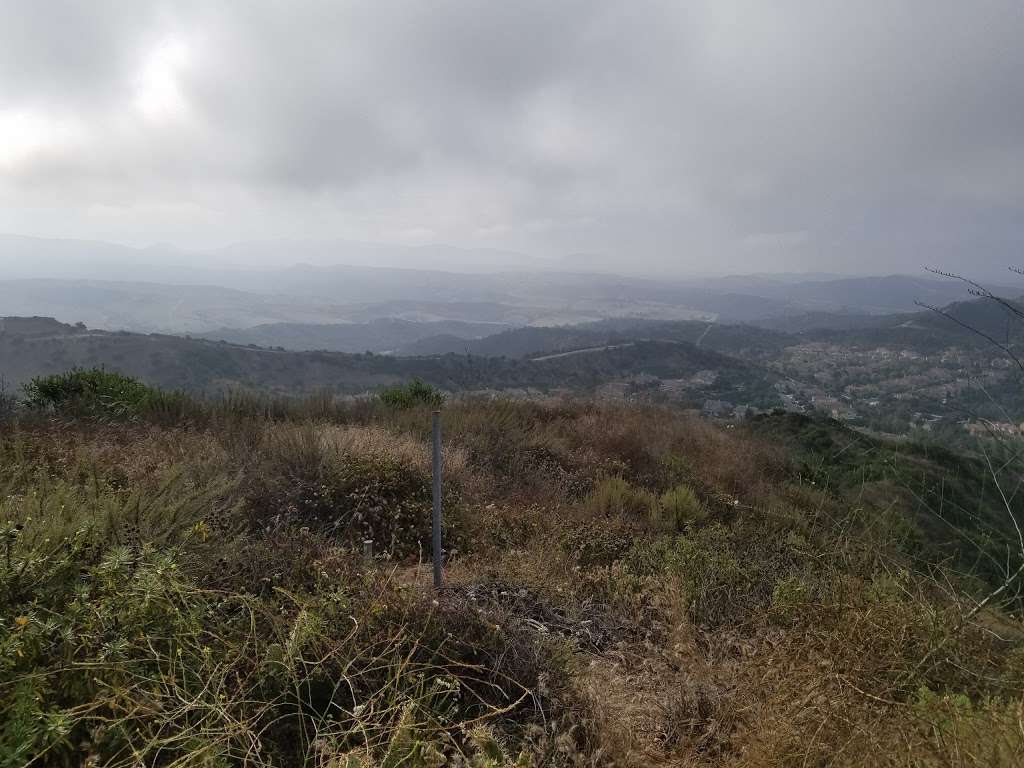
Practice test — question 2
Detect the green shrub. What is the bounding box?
[657,453,692,487]
[584,476,656,519]
[0,538,554,767]
[0,439,565,767]
[657,483,708,529]
[22,368,184,420]
[624,525,759,626]
[378,378,445,409]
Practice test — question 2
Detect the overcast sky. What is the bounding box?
[2,1,1023,276]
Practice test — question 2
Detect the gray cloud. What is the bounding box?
[1,1,1023,275]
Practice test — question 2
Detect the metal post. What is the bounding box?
[431,410,443,589]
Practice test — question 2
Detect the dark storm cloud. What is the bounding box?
[1,1,1023,274]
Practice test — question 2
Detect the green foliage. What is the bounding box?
[657,483,708,529]
[0,535,549,767]
[625,525,760,626]
[584,476,657,519]
[0,460,238,766]
[0,431,564,767]
[22,368,184,420]
[746,410,1024,609]
[586,476,708,531]
[0,544,219,766]
[378,378,445,409]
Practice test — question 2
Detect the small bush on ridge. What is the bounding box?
[22,368,186,421]
[378,378,445,409]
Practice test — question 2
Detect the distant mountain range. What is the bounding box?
[1,233,1020,340]
[0,233,542,279]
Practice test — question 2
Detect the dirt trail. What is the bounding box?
[529,343,636,362]
[695,322,715,348]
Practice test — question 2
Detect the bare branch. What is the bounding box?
[914,300,1024,372]
[980,442,1024,559]
[926,266,1024,323]
[962,559,1024,623]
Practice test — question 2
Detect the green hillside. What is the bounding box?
[197,318,513,354]
[0,319,776,406]
[402,319,794,360]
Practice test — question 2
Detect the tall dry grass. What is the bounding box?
[2,391,1022,766]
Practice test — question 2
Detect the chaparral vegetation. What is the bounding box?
[1,371,1021,766]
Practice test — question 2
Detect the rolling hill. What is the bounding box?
[196,318,513,353]
[2,235,1015,336]
[401,318,795,360]
[0,317,773,403]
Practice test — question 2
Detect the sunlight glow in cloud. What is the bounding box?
[0,109,81,171]
[134,38,191,121]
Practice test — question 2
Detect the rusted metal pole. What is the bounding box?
[431,410,443,589]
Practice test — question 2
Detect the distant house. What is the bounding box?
[703,399,734,418]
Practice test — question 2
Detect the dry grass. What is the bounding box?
[2,395,1022,766]
[318,423,469,481]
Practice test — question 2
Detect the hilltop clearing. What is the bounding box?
[0,374,1021,766]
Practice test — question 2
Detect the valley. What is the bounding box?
[3,283,1022,446]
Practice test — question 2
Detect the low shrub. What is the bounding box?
[657,483,708,529]
[563,517,638,567]
[584,476,657,519]
[22,368,186,421]
[0,541,566,767]
[768,575,811,624]
[378,378,445,409]
[246,424,455,558]
[624,525,761,627]
[0,434,575,767]
[909,687,1024,765]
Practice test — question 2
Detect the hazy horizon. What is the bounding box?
[6,231,1019,286]
[0,230,907,280]
[3,2,1024,277]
